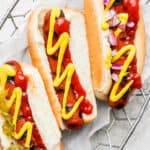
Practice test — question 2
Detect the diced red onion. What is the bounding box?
[112,49,117,56]
[127,21,135,28]
[109,15,120,27]
[125,51,130,56]
[126,36,130,41]
[111,64,122,70]
[103,0,110,6]
[118,24,126,32]
[108,31,117,46]
[111,73,118,81]
[105,9,116,21]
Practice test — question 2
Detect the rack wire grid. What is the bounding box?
[0,0,150,150]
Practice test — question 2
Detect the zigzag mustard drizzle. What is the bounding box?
[0,64,32,148]
[47,8,84,120]
[102,0,136,102]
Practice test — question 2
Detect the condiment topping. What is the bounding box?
[102,0,141,107]
[45,8,93,125]
[0,61,46,149]
[109,45,135,102]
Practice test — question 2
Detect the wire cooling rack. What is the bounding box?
[0,0,150,150]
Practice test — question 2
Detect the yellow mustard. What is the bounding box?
[101,15,109,30]
[105,0,116,11]
[104,13,128,70]
[103,3,128,72]
[101,1,135,102]
[115,13,128,36]
[109,45,135,102]
[47,8,84,120]
[0,64,16,91]
[101,0,115,30]
[0,65,32,148]
[105,48,112,69]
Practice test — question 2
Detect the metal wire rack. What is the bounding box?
[91,88,150,150]
[0,0,150,150]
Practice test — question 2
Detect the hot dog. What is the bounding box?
[0,60,62,149]
[84,0,146,108]
[27,8,97,129]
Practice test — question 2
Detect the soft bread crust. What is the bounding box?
[63,8,97,123]
[22,63,62,150]
[135,8,146,74]
[28,8,64,129]
[0,142,3,150]
[84,0,112,100]
[60,142,64,150]
[84,0,146,100]
[28,8,97,128]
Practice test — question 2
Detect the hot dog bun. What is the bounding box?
[27,8,97,129]
[84,0,146,100]
[22,63,62,149]
[0,62,62,149]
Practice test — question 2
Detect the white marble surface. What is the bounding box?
[0,0,14,20]
[0,0,34,42]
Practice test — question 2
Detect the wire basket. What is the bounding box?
[0,0,150,150]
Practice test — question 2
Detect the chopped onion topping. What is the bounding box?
[127,21,135,28]
[126,36,130,41]
[125,51,130,56]
[109,15,120,27]
[109,31,117,46]
[111,64,122,70]
[103,0,110,6]
[118,24,126,32]
[111,73,118,81]
[105,9,116,21]
[112,49,117,56]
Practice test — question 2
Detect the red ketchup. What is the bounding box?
[108,0,141,108]
[6,60,46,149]
[55,16,93,115]
[43,11,93,129]
[63,48,93,115]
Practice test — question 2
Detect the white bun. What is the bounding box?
[22,63,62,150]
[84,0,146,100]
[0,63,62,150]
[27,8,97,129]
